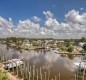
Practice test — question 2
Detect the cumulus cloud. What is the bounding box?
[0,16,14,28]
[44,18,59,30]
[0,16,14,37]
[16,19,55,38]
[0,10,86,38]
[43,11,54,19]
[65,10,86,25]
[44,10,86,39]
[64,10,86,37]
[31,16,41,22]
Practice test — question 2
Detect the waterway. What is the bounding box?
[0,44,83,80]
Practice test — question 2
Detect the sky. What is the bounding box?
[0,0,86,39]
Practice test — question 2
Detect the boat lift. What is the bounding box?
[74,52,86,80]
[3,59,23,70]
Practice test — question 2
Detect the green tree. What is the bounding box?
[67,46,74,52]
[80,37,86,42]
[82,44,86,51]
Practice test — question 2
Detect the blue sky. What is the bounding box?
[0,0,85,23]
[0,0,86,38]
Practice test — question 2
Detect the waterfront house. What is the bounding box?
[79,42,86,47]
[23,41,32,47]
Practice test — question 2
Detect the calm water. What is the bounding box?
[0,44,82,80]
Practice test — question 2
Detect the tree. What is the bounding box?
[82,44,86,51]
[67,46,74,52]
[80,37,86,42]
[64,40,71,47]
[74,39,79,46]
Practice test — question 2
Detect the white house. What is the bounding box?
[79,42,86,47]
[23,41,32,47]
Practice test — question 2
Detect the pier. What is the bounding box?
[55,52,82,55]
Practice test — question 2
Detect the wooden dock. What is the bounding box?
[55,52,83,55]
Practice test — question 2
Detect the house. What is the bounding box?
[58,40,64,43]
[23,40,32,47]
[23,42,32,47]
[79,42,86,47]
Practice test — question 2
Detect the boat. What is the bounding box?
[3,59,23,70]
[74,62,86,71]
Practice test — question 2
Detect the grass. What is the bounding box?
[0,68,8,80]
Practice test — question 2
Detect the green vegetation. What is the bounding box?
[0,69,8,80]
[0,37,86,52]
[67,46,74,52]
[80,37,86,42]
[82,43,86,51]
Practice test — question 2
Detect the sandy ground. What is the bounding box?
[0,63,21,80]
[7,72,18,80]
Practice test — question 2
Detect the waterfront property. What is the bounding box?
[0,43,86,80]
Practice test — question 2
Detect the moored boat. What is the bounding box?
[74,62,86,71]
[3,59,23,70]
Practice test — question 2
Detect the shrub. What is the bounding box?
[82,44,86,51]
[67,46,74,52]
[0,69,8,80]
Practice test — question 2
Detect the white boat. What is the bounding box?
[74,62,86,70]
[3,59,23,69]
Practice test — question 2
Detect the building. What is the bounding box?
[79,42,86,47]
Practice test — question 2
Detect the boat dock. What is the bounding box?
[55,52,83,55]
[3,59,23,69]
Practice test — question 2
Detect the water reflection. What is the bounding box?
[0,44,82,80]
[60,54,66,58]
[67,54,75,60]
[12,50,19,59]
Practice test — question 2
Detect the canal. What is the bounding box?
[0,44,83,80]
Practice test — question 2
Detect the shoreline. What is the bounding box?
[0,63,21,80]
